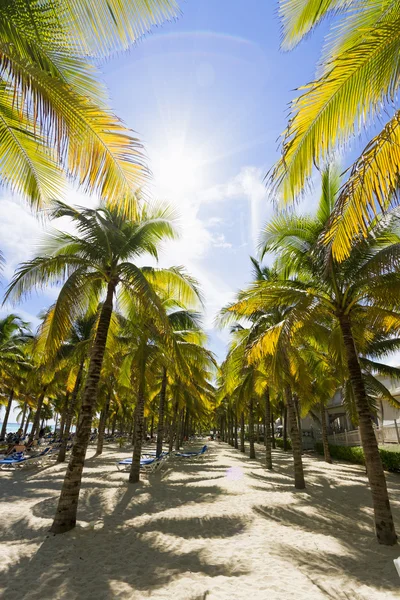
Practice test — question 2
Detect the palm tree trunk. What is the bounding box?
[23,409,31,437]
[183,409,190,442]
[249,397,256,459]
[286,386,305,489]
[176,409,185,450]
[50,280,115,534]
[29,387,47,441]
[129,376,146,484]
[96,394,111,455]
[283,405,288,451]
[339,313,396,545]
[227,411,231,445]
[57,362,84,463]
[234,411,238,449]
[150,415,154,439]
[169,400,178,453]
[294,394,302,438]
[111,409,118,436]
[156,368,167,457]
[264,387,272,470]
[20,401,28,432]
[0,390,14,439]
[271,410,276,449]
[320,401,332,464]
[240,411,245,452]
[59,391,71,440]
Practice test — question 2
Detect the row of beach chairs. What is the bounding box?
[0,442,73,470]
[116,445,208,473]
[0,443,208,472]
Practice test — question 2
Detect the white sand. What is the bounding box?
[0,441,399,600]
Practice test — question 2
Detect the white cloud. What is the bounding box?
[211,233,232,249]
[0,166,271,361]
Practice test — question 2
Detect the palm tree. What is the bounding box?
[118,290,212,483]
[0,314,31,439]
[0,0,180,207]
[4,199,184,533]
[154,309,215,457]
[234,166,400,544]
[271,0,400,259]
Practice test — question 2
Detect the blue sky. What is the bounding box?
[0,1,329,372]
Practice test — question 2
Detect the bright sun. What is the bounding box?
[152,141,204,198]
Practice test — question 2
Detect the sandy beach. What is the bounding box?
[0,442,399,600]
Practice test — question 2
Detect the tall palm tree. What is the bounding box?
[234,166,400,545]
[118,290,212,483]
[0,0,180,207]
[271,0,400,260]
[0,314,31,439]
[4,199,185,533]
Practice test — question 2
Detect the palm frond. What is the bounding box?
[270,15,400,200]
[279,0,354,49]
[327,111,400,260]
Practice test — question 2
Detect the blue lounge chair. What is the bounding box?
[175,445,208,458]
[116,453,168,472]
[0,447,52,470]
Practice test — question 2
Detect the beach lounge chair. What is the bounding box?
[175,445,208,459]
[0,447,52,470]
[116,453,168,472]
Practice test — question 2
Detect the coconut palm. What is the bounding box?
[118,290,213,483]
[0,0,180,206]
[0,314,31,439]
[233,166,400,545]
[271,0,400,259]
[4,199,188,533]
[153,310,215,457]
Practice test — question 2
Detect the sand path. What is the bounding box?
[0,441,399,599]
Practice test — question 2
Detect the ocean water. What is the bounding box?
[0,422,21,433]
[0,422,75,435]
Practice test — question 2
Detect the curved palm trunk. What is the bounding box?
[30,387,47,441]
[169,400,179,453]
[50,281,115,534]
[58,392,70,440]
[271,411,276,449]
[320,401,332,464]
[111,409,118,436]
[150,416,154,439]
[283,405,288,451]
[20,401,28,433]
[0,390,14,439]
[156,368,167,457]
[129,375,146,484]
[249,397,256,459]
[23,409,31,437]
[176,410,185,450]
[96,394,111,455]
[294,394,302,439]
[264,387,272,470]
[57,363,84,463]
[183,408,190,443]
[234,411,238,449]
[240,411,245,452]
[339,313,396,545]
[286,386,305,489]
[227,411,232,446]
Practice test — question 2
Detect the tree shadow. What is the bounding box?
[0,446,250,600]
